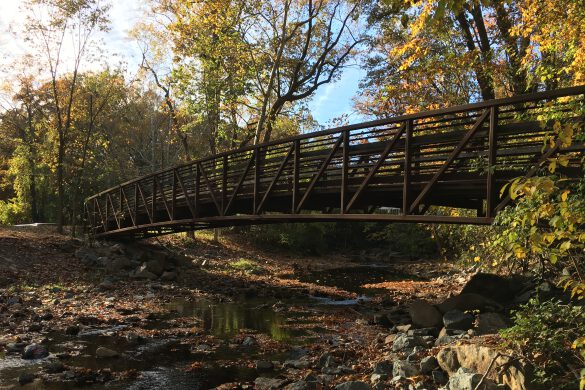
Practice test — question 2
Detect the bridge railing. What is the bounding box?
[86,86,585,238]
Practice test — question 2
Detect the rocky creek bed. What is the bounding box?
[0,227,555,389]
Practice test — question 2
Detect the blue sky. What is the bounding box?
[0,0,366,126]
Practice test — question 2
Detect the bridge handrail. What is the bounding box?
[87,85,585,200]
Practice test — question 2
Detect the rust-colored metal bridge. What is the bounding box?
[86,87,585,239]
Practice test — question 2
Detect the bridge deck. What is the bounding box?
[86,87,585,239]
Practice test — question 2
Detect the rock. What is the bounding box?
[392,333,426,351]
[432,369,448,385]
[384,334,396,344]
[22,344,48,359]
[65,325,80,335]
[242,336,257,346]
[7,342,26,353]
[370,373,386,383]
[335,381,371,390]
[255,377,288,389]
[446,367,499,390]
[409,300,443,328]
[443,310,474,330]
[396,324,412,333]
[373,360,393,375]
[145,259,165,276]
[420,356,439,374]
[373,314,392,327]
[134,264,158,280]
[7,296,21,305]
[28,323,42,332]
[318,352,336,368]
[437,344,534,390]
[460,273,522,304]
[18,372,35,385]
[95,347,118,358]
[476,312,508,335]
[392,360,420,378]
[256,360,274,370]
[437,293,502,314]
[98,279,115,290]
[285,359,310,369]
[44,361,65,373]
[286,380,312,390]
[107,257,133,272]
[161,271,177,281]
[437,347,459,374]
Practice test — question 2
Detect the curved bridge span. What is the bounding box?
[86,87,585,239]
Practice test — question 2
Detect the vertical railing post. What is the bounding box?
[194,165,200,218]
[222,155,228,216]
[341,130,349,213]
[254,147,261,214]
[104,196,108,232]
[172,169,177,220]
[151,178,156,222]
[134,183,138,225]
[292,140,300,213]
[486,106,498,218]
[403,120,412,215]
[118,187,122,224]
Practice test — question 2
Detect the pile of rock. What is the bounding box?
[75,242,192,282]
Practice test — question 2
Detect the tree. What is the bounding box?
[23,0,110,233]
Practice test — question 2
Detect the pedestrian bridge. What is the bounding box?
[86,86,585,239]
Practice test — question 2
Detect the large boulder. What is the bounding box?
[134,264,158,280]
[443,310,474,330]
[255,377,289,389]
[437,344,539,390]
[476,312,509,335]
[408,299,443,328]
[145,259,165,276]
[460,273,523,304]
[437,293,501,314]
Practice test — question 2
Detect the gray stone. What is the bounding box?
[95,346,118,358]
[476,312,508,335]
[256,360,274,370]
[145,259,165,276]
[242,336,257,346]
[392,360,420,378]
[255,377,288,389]
[18,372,35,385]
[370,373,387,383]
[44,361,65,373]
[420,356,439,374]
[22,343,48,359]
[134,264,158,279]
[446,367,499,390]
[434,335,455,346]
[437,293,502,314]
[285,358,310,369]
[335,381,371,390]
[372,360,393,375]
[161,271,177,281]
[392,333,426,351]
[107,257,132,272]
[431,370,448,385]
[409,300,443,328]
[286,380,313,390]
[65,325,80,335]
[443,310,474,330]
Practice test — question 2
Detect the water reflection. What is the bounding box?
[166,299,302,342]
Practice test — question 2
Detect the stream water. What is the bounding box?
[0,265,420,389]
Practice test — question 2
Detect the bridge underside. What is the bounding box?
[86,87,585,240]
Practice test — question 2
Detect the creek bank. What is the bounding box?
[0,229,552,389]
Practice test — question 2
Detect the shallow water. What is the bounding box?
[0,265,405,388]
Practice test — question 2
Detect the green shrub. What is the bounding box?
[500,299,585,388]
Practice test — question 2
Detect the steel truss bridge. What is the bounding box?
[86,86,585,239]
